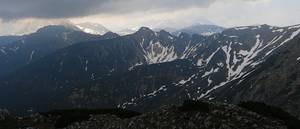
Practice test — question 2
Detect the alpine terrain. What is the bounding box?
[0,24,299,122]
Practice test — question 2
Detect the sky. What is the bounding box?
[0,0,299,33]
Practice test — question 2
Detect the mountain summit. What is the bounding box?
[75,22,110,35]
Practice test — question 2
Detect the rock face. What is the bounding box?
[65,101,287,129]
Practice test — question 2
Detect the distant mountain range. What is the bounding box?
[0,23,300,121]
[0,21,225,37]
[155,24,225,36]
[173,24,225,36]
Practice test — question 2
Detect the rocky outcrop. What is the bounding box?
[0,109,9,120]
[65,101,287,129]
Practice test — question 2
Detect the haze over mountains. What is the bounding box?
[0,21,225,36]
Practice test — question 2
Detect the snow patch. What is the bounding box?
[27,50,35,64]
[0,49,6,55]
[149,85,167,96]
[201,32,216,36]
[265,28,300,57]
[85,60,89,71]
[272,29,284,33]
[202,68,214,78]
[207,77,213,86]
[76,25,107,35]
[234,26,249,30]
[288,24,300,30]
[280,28,300,46]
[181,43,199,59]
[176,74,196,86]
[128,62,143,71]
[142,41,178,64]
[109,68,115,73]
[119,85,167,108]
[200,81,229,98]
[168,36,174,40]
[197,58,204,66]
[206,48,220,65]
[238,50,249,56]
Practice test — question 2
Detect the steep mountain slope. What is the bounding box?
[120,25,300,113]
[0,28,204,114]
[234,31,300,118]
[118,25,300,118]
[1,24,300,118]
[195,25,300,117]
[130,28,206,64]
[0,25,104,77]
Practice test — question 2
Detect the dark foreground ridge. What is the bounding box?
[1,100,299,129]
[238,101,300,129]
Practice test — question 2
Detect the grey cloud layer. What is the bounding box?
[0,0,216,20]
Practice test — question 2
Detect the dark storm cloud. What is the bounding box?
[0,0,216,20]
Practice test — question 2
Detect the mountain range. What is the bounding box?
[0,23,300,121]
[0,21,225,37]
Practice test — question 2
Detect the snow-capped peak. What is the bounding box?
[75,22,110,35]
[117,28,140,36]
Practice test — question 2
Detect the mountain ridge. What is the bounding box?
[0,25,114,77]
[0,24,300,120]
